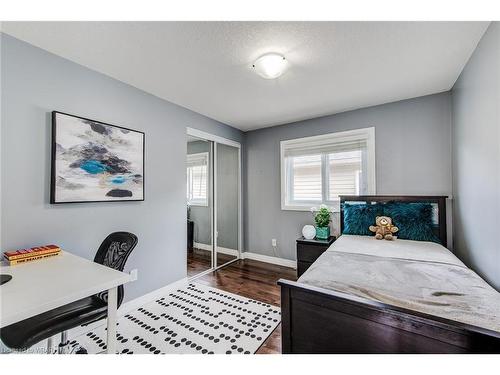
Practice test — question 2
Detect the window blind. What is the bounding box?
[281,127,375,209]
[187,152,209,205]
[328,150,363,199]
[291,154,322,201]
[190,165,207,200]
[283,132,369,158]
[187,152,208,168]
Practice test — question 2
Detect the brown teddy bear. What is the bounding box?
[369,216,399,240]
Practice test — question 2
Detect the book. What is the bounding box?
[3,244,60,261]
[4,249,61,260]
[4,248,61,261]
[7,251,60,265]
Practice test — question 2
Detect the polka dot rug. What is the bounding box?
[73,282,281,354]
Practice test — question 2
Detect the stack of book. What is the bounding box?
[3,244,61,265]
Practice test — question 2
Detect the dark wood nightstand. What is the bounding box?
[296,236,336,278]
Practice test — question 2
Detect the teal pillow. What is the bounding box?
[383,202,440,243]
[343,203,385,236]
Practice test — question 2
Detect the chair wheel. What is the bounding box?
[75,347,88,354]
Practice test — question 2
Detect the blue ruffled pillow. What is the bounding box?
[383,202,440,243]
[343,203,385,236]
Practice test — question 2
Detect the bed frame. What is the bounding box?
[278,195,500,353]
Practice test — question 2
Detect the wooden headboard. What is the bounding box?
[339,195,448,247]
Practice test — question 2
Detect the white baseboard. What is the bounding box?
[193,242,239,257]
[218,246,239,257]
[193,242,211,251]
[242,252,297,269]
[194,243,295,269]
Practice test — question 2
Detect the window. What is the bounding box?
[187,152,209,206]
[281,127,375,211]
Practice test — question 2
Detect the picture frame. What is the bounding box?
[50,111,145,203]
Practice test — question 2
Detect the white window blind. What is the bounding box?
[187,152,209,206]
[281,127,375,210]
[291,154,322,201]
[328,150,363,199]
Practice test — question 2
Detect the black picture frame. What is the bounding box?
[50,111,145,204]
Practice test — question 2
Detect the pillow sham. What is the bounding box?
[342,203,385,236]
[383,202,440,243]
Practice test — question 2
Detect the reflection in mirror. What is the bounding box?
[216,143,239,267]
[187,135,213,277]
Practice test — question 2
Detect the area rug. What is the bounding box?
[72,282,281,354]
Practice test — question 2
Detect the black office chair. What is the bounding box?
[0,232,138,353]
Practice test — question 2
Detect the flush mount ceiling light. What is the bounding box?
[252,53,288,79]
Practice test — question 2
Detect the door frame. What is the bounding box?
[186,127,242,279]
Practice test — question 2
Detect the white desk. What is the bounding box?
[0,251,132,354]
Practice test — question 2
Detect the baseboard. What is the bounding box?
[193,243,295,269]
[218,246,239,257]
[193,242,239,257]
[242,252,297,269]
[193,242,212,251]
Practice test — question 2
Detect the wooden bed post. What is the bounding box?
[280,284,292,354]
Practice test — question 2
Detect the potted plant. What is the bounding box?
[311,204,332,239]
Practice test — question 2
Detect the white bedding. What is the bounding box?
[329,234,465,267]
[298,235,500,332]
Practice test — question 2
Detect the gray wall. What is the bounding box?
[244,92,452,260]
[187,140,212,246]
[0,33,243,301]
[451,22,500,290]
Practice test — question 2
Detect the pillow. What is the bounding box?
[383,202,440,243]
[343,203,385,236]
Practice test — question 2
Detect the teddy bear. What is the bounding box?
[369,216,399,240]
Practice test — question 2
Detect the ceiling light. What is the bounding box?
[252,53,288,79]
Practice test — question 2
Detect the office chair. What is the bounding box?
[0,232,138,354]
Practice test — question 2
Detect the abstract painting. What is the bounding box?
[51,111,144,203]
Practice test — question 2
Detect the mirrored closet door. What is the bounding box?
[215,143,240,268]
[187,135,214,277]
[186,129,241,278]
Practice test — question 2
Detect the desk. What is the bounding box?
[0,251,132,353]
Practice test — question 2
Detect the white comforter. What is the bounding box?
[298,235,500,332]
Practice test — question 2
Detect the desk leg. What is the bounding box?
[106,286,118,354]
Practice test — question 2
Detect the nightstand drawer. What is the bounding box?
[296,236,335,279]
[297,244,329,263]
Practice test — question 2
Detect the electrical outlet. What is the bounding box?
[130,269,138,281]
[272,239,277,247]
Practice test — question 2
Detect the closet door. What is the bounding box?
[186,136,214,277]
[215,143,240,268]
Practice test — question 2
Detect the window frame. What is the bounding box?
[280,127,376,211]
[187,151,209,207]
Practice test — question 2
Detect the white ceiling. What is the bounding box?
[2,22,489,131]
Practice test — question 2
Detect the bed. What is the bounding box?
[278,195,500,353]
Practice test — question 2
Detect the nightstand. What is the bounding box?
[296,236,336,278]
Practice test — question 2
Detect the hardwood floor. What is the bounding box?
[195,258,297,354]
[187,248,211,277]
[187,248,238,277]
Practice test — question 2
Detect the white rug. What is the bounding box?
[72,282,281,354]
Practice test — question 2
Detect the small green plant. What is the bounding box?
[311,205,331,227]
